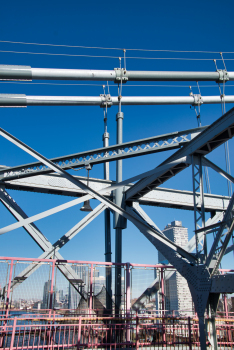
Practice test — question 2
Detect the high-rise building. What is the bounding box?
[42,280,51,309]
[158,220,193,316]
[68,265,88,310]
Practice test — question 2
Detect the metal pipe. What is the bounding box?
[1,65,234,81]
[115,110,124,316]
[103,117,112,315]
[2,94,234,107]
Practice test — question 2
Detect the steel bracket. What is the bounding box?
[191,94,203,106]
[114,68,128,83]
[216,69,229,83]
[100,94,112,107]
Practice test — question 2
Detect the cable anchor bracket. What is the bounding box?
[216,69,229,83]
[100,94,112,108]
[190,93,203,106]
[114,68,128,83]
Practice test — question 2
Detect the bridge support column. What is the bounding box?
[114,111,127,315]
[103,129,112,315]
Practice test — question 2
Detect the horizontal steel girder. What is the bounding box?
[126,107,234,201]
[0,65,233,82]
[210,274,234,293]
[0,126,205,182]
[4,174,230,212]
[1,94,234,106]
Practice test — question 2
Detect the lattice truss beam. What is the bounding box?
[0,107,234,304]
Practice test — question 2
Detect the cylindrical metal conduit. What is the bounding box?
[32,68,116,81]
[127,71,221,81]
[1,94,234,107]
[1,65,234,82]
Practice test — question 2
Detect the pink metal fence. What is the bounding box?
[0,257,234,349]
[0,257,233,318]
[0,315,233,349]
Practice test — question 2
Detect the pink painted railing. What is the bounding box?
[0,257,233,349]
[0,315,233,350]
[0,257,233,318]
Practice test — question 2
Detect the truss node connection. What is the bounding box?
[0,65,233,82]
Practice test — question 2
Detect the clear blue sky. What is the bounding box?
[0,0,234,270]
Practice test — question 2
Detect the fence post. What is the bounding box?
[9,317,17,350]
[77,316,82,349]
[126,263,131,343]
[188,317,192,350]
[89,264,93,315]
[136,312,139,350]
[49,260,55,310]
[5,259,14,318]
[161,267,166,346]
[161,268,165,316]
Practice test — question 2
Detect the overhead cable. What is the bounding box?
[1,40,234,54]
[1,50,234,61]
[2,81,234,88]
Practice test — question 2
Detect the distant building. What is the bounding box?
[42,280,51,309]
[158,220,193,316]
[68,265,89,310]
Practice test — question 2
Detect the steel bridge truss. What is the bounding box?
[1,65,234,350]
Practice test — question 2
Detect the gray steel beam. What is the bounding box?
[0,127,196,264]
[0,65,233,82]
[4,174,230,211]
[0,186,105,292]
[103,126,112,313]
[126,107,234,201]
[0,126,205,182]
[0,187,51,251]
[206,192,234,274]
[202,157,234,184]
[210,274,234,294]
[7,201,106,290]
[1,94,234,106]
[130,208,227,309]
[192,155,206,258]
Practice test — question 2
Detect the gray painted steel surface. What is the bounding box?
[4,174,230,211]
[0,126,205,181]
[0,65,234,81]
[126,107,234,200]
[1,93,234,106]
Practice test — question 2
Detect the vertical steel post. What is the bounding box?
[103,115,112,315]
[5,259,14,317]
[77,316,82,349]
[114,90,126,315]
[161,268,166,345]
[9,317,17,350]
[160,268,165,316]
[188,317,192,350]
[49,260,55,310]
[224,293,228,318]
[89,263,93,315]
[192,155,206,260]
[126,263,131,342]
[223,286,232,342]
[136,312,139,350]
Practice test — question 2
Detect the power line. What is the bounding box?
[1,40,234,54]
